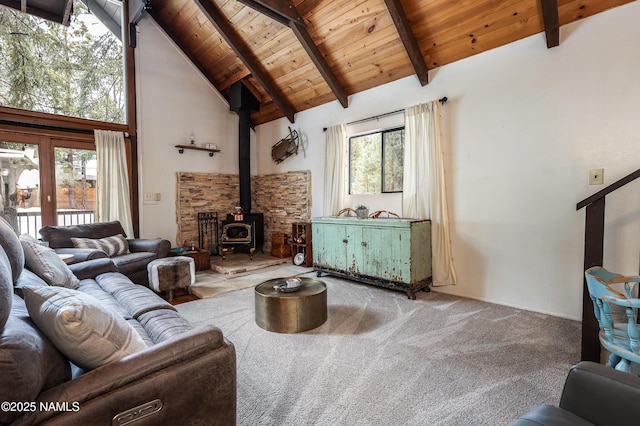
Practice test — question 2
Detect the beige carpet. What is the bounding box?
[191,253,313,299]
[177,274,582,426]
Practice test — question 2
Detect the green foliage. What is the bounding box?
[0,3,124,123]
[350,133,382,194]
[349,128,404,195]
[383,128,404,192]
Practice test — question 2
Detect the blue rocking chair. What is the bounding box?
[585,266,640,373]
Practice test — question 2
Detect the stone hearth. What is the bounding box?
[176,170,311,252]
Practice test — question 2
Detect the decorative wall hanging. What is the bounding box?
[271,127,299,164]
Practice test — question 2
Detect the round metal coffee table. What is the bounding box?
[254,277,327,333]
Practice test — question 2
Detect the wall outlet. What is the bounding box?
[589,168,604,185]
[143,192,160,204]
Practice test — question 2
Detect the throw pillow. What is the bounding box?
[22,285,147,370]
[0,295,71,424]
[70,234,130,257]
[19,235,80,289]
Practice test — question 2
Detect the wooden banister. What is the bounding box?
[577,167,640,362]
[577,168,640,210]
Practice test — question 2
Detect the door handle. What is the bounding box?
[361,241,367,247]
[342,239,348,243]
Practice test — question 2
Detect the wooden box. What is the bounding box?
[271,244,291,258]
[271,233,288,246]
[175,249,211,271]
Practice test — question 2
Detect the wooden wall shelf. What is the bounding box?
[175,144,221,157]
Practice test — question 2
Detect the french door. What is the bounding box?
[0,130,96,237]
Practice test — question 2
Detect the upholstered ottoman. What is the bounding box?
[147,256,195,300]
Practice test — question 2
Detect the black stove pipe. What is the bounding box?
[238,108,251,213]
[230,81,259,214]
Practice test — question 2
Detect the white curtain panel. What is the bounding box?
[323,124,348,216]
[403,102,457,286]
[94,129,134,238]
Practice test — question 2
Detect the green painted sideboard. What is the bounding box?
[311,217,432,299]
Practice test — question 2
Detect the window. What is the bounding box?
[0,1,125,123]
[54,147,97,226]
[0,136,97,238]
[349,127,404,194]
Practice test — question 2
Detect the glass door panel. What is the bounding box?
[0,142,40,237]
[54,147,97,226]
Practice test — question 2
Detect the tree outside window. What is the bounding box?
[0,2,125,123]
[349,127,404,194]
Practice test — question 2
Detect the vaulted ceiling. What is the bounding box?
[7,1,635,126]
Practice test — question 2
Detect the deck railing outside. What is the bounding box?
[11,209,95,239]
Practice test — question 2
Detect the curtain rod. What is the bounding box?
[323,96,448,131]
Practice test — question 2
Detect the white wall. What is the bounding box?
[135,16,241,245]
[254,2,640,320]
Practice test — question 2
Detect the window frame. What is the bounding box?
[0,2,139,235]
[348,126,405,195]
[0,2,128,125]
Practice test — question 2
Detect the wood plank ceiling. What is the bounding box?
[148,0,633,125]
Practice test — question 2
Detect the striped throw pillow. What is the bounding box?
[71,234,130,257]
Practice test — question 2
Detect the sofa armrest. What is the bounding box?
[53,247,108,263]
[559,361,640,424]
[128,238,171,258]
[29,326,236,425]
[68,258,118,280]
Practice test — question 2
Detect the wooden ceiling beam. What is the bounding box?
[146,8,227,102]
[0,0,67,25]
[239,0,349,108]
[236,0,305,27]
[539,0,560,48]
[194,0,296,123]
[220,69,252,92]
[383,0,429,86]
[61,0,73,26]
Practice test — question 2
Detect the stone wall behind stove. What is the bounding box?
[176,170,311,252]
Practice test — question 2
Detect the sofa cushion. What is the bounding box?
[137,308,194,344]
[0,295,71,424]
[111,251,157,276]
[0,217,24,283]
[39,220,127,248]
[71,234,130,256]
[94,272,175,318]
[22,285,147,370]
[0,248,12,329]
[20,235,80,289]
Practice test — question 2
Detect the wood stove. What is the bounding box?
[221,81,265,260]
[221,213,264,259]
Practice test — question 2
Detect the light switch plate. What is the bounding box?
[143,192,159,204]
[589,168,604,185]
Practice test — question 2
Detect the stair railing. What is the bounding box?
[576,168,640,361]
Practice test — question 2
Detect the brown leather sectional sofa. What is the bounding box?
[39,221,171,286]
[0,217,236,425]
